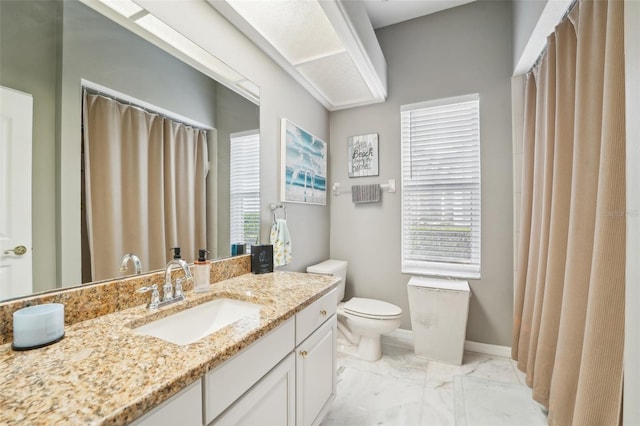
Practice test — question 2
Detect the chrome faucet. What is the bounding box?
[120,253,142,275]
[161,257,192,305]
[137,248,192,310]
[165,258,192,291]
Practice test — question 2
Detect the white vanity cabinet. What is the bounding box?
[213,353,296,425]
[207,288,338,426]
[296,314,337,426]
[141,288,338,426]
[205,317,295,425]
[132,379,203,426]
[295,288,338,426]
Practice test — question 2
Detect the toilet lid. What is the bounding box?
[343,297,402,319]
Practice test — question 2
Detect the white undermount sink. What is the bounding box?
[133,298,262,345]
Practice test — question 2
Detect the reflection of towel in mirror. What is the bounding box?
[270,218,292,267]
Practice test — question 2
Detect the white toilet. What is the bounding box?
[307,259,402,361]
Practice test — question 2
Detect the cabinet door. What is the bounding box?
[204,318,295,424]
[132,379,203,426]
[296,315,337,426]
[212,353,295,426]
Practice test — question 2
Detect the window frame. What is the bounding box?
[400,93,481,279]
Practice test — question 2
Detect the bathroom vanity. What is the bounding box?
[0,271,339,425]
[135,286,338,426]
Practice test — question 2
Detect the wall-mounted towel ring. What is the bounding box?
[270,203,287,223]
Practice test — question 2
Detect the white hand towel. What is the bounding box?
[270,218,292,267]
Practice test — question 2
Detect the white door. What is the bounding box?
[0,86,33,299]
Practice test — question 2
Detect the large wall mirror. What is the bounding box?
[0,0,260,302]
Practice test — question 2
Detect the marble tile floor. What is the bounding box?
[321,343,548,426]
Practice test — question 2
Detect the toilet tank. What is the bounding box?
[307,259,347,301]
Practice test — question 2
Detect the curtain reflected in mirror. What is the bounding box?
[82,92,208,281]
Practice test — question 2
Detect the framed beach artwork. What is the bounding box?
[280,119,327,205]
[348,133,379,177]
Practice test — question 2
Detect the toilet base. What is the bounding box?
[335,302,402,362]
[336,328,383,361]
[356,335,383,361]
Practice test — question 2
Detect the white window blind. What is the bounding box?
[401,94,481,279]
[230,130,260,247]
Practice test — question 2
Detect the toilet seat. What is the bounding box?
[343,297,402,320]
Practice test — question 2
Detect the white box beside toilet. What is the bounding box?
[407,277,470,365]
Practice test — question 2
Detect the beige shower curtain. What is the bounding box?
[512,0,625,425]
[83,93,208,281]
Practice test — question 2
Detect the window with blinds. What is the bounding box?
[400,94,481,279]
[230,130,260,248]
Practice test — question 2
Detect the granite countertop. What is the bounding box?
[0,271,339,425]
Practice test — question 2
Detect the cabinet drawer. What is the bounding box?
[204,317,295,424]
[296,288,337,346]
[132,379,202,426]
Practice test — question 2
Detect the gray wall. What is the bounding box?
[329,0,514,346]
[511,0,547,71]
[0,0,60,293]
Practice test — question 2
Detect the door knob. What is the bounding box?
[300,350,308,358]
[4,245,27,255]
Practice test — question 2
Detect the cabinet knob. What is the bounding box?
[320,309,327,316]
[300,350,308,358]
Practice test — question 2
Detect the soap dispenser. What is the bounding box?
[193,249,211,293]
[171,247,182,259]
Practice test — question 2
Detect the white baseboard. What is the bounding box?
[463,340,512,358]
[382,329,512,358]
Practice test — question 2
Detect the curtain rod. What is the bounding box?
[528,0,579,75]
[81,79,213,131]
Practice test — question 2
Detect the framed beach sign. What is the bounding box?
[280,118,327,205]
[348,133,379,177]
